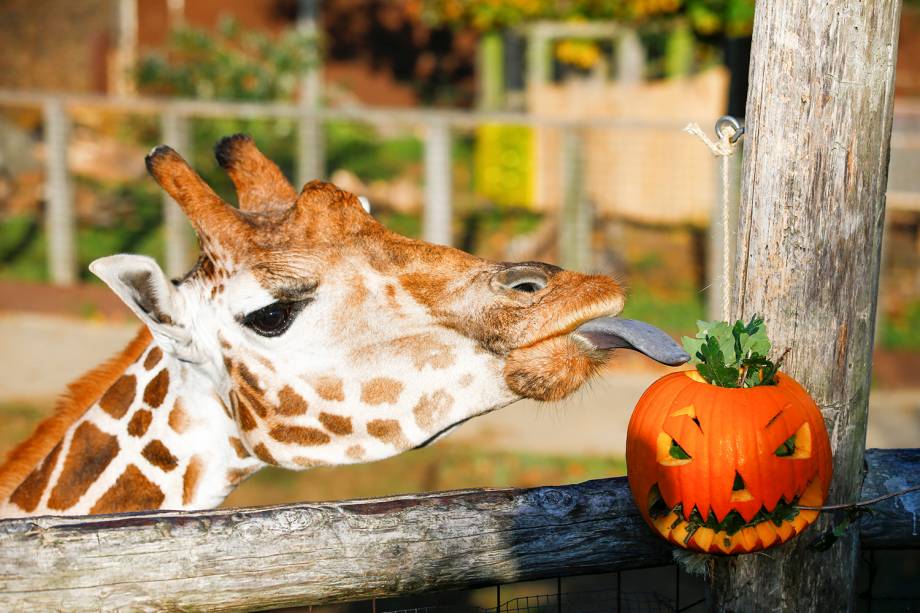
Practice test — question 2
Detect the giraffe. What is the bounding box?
[0,135,687,517]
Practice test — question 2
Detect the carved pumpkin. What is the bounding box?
[626,370,832,554]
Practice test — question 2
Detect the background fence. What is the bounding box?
[2,89,919,290]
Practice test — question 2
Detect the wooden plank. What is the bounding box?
[713,1,903,611]
[0,449,913,612]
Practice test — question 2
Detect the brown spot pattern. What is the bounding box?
[269,425,331,446]
[142,440,179,472]
[413,390,454,430]
[143,369,170,408]
[253,443,277,464]
[346,444,365,460]
[143,346,163,370]
[227,467,257,486]
[127,409,153,437]
[99,374,137,419]
[293,456,327,468]
[90,464,164,514]
[168,401,189,433]
[232,393,258,431]
[48,422,119,510]
[314,376,344,402]
[367,419,408,448]
[360,378,403,405]
[277,386,308,416]
[391,334,456,370]
[229,437,250,459]
[237,362,261,391]
[319,412,353,435]
[10,443,62,512]
[459,374,474,388]
[182,456,203,505]
[239,386,269,418]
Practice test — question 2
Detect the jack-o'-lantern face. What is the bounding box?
[626,371,832,554]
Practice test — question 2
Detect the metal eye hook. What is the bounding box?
[715,115,745,145]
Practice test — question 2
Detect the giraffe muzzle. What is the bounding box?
[573,317,690,366]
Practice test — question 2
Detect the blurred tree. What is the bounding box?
[137,16,316,100]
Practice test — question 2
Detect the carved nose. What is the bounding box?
[492,264,553,294]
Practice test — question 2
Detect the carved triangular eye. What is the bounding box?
[775,422,813,459]
[656,433,692,466]
[669,439,691,460]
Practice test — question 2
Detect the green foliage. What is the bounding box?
[422,0,755,36]
[681,315,780,388]
[137,17,316,100]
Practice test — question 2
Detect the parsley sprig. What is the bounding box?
[681,316,784,388]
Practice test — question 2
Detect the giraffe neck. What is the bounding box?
[0,333,262,517]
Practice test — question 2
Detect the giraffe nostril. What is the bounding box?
[492,266,549,295]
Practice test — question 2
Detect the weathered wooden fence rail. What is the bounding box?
[0,448,915,611]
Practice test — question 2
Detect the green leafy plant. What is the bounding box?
[681,315,784,388]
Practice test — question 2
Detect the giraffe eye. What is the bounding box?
[243,302,300,337]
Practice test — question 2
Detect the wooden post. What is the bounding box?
[711,2,902,611]
[423,119,452,246]
[160,108,193,278]
[296,0,324,186]
[42,97,76,285]
[559,126,591,271]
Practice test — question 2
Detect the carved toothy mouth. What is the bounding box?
[645,478,824,553]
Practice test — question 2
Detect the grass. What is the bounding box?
[620,280,705,337]
[880,302,920,350]
[224,445,626,508]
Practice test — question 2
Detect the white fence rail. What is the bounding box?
[1,89,919,285]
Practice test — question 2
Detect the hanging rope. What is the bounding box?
[683,116,743,320]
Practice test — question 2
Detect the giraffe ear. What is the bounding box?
[90,255,200,361]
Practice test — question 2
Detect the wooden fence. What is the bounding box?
[0,448,915,611]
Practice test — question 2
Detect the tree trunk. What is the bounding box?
[710,2,902,611]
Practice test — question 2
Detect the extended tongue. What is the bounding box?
[573,317,690,366]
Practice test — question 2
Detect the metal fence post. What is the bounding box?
[423,119,453,246]
[296,0,324,186]
[43,97,76,285]
[559,126,591,271]
[160,108,193,278]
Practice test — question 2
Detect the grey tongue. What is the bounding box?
[573,317,690,366]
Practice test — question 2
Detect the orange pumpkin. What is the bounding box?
[626,370,832,554]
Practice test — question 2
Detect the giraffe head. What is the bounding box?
[90,135,687,470]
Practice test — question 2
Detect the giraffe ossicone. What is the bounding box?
[0,134,687,517]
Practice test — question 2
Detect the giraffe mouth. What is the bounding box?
[571,317,689,366]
